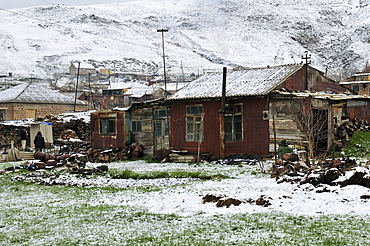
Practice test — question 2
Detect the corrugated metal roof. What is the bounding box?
[169,64,303,100]
[0,82,85,105]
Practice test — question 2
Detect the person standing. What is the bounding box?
[20,129,28,150]
[34,131,45,152]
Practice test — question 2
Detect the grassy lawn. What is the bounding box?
[0,160,369,245]
[344,131,370,158]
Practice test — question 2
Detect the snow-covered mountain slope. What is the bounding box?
[0,0,370,80]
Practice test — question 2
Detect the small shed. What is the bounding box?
[90,110,128,149]
[30,123,53,148]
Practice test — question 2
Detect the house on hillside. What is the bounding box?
[69,62,96,76]
[340,72,370,95]
[0,82,86,121]
[168,64,352,158]
[92,81,165,108]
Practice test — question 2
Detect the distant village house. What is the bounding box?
[0,82,86,121]
[69,62,96,76]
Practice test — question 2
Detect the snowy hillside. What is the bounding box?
[1,0,370,80]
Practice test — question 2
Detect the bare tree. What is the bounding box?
[291,102,328,165]
[51,73,63,90]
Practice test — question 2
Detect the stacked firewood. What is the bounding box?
[335,118,370,141]
[86,148,130,163]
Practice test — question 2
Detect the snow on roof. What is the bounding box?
[169,64,303,100]
[2,110,95,126]
[340,81,370,85]
[107,81,148,90]
[106,81,162,98]
[162,82,187,91]
[0,82,85,105]
[71,62,95,70]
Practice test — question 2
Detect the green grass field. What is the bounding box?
[0,160,370,245]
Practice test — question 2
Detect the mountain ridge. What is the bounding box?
[1,0,370,80]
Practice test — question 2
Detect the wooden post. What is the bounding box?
[73,62,81,112]
[219,67,227,159]
[272,114,277,164]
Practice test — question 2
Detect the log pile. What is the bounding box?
[38,114,91,141]
[335,118,370,142]
[0,125,25,149]
[54,139,90,153]
[86,148,130,163]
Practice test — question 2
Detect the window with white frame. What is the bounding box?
[225,104,243,141]
[186,105,203,141]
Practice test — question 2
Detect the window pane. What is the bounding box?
[101,120,108,134]
[100,118,115,134]
[186,106,203,141]
[165,120,169,136]
[155,109,168,118]
[132,121,142,132]
[225,132,232,141]
[155,121,162,136]
[108,120,115,133]
[225,116,232,133]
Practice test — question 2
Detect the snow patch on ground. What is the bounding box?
[6,160,370,217]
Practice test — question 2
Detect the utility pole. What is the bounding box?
[301,51,311,91]
[157,29,170,149]
[157,29,168,98]
[88,72,93,110]
[73,62,81,112]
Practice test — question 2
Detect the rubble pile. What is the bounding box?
[202,194,272,208]
[272,156,370,189]
[212,154,263,166]
[1,151,107,175]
